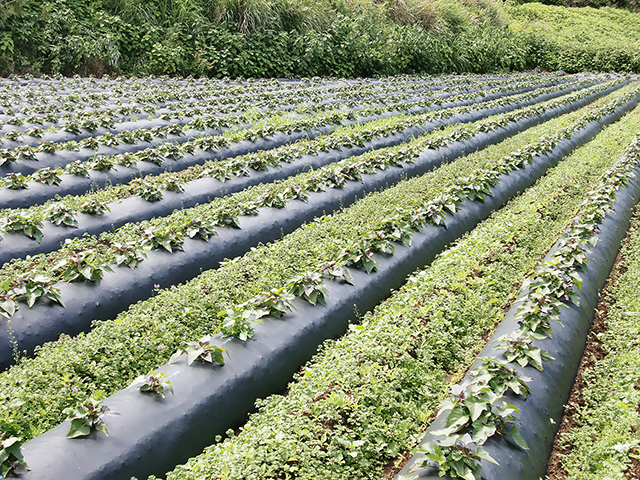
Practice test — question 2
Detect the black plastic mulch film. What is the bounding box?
[0,78,607,263]
[0,82,629,370]
[16,85,640,480]
[0,76,575,208]
[397,131,640,480]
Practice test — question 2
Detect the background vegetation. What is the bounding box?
[0,0,638,78]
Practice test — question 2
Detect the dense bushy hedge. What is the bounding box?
[0,0,534,77]
[0,0,639,78]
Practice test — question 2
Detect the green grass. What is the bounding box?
[0,0,517,77]
[0,83,630,289]
[553,205,640,479]
[5,0,640,77]
[0,84,632,444]
[508,3,640,72]
[152,91,640,480]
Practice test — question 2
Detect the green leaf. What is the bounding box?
[317,293,327,306]
[26,290,37,307]
[6,444,24,463]
[33,229,43,244]
[461,469,476,480]
[471,421,495,445]
[79,264,93,281]
[569,291,580,306]
[423,452,443,464]
[186,347,204,366]
[476,446,499,465]
[94,421,109,437]
[67,418,91,438]
[568,271,583,290]
[509,425,529,450]
[159,238,172,252]
[1,298,16,316]
[466,396,487,422]
[211,347,226,366]
[306,290,318,305]
[168,349,183,364]
[528,349,544,371]
[450,458,466,476]
[363,257,377,274]
[445,405,470,431]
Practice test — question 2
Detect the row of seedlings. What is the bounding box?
[0,73,544,142]
[397,134,640,478]
[0,72,551,116]
[0,76,612,212]
[0,81,636,480]
[0,73,577,177]
[0,81,635,369]
[0,72,539,138]
[0,73,498,147]
[545,202,640,477]
[0,75,616,258]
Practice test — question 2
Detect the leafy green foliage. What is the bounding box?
[64,398,116,438]
[0,294,16,319]
[469,358,531,397]
[89,155,115,173]
[33,168,62,186]
[285,272,329,305]
[183,216,218,242]
[416,434,498,480]
[133,371,174,399]
[0,82,637,466]
[510,3,640,73]
[0,150,16,167]
[133,180,164,202]
[66,160,90,177]
[337,242,378,274]
[170,335,228,366]
[246,287,296,318]
[211,206,240,229]
[0,212,43,243]
[417,355,531,477]
[79,199,110,215]
[141,226,184,252]
[46,204,78,228]
[5,172,28,189]
[112,242,147,269]
[54,251,114,283]
[0,433,29,477]
[5,273,64,309]
[162,175,185,193]
[1,0,637,80]
[495,332,554,371]
[430,382,526,447]
[317,261,354,285]
[217,307,262,341]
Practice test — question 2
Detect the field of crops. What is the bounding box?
[0,72,639,480]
